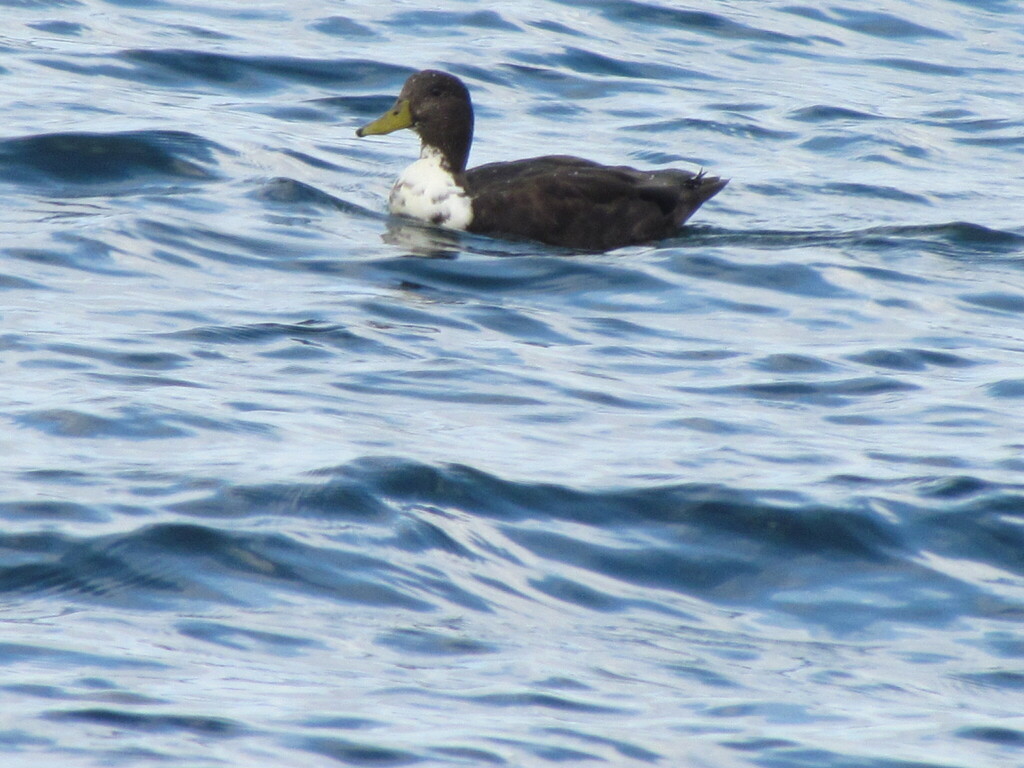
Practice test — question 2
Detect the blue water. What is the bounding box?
[2,1,1024,766]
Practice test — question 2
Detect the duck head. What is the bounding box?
[356,70,474,174]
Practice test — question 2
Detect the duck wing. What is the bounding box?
[464,156,726,250]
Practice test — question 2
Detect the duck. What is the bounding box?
[356,70,727,252]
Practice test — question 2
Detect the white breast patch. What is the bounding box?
[388,147,473,231]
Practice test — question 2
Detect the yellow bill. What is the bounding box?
[356,99,413,137]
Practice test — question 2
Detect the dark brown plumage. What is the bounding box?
[357,70,727,251]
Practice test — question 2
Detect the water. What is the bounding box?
[2,1,1024,766]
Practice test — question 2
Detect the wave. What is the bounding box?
[4,458,1020,636]
[0,130,220,190]
[36,49,411,93]
[670,221,1024,258]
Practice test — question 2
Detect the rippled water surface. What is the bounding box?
[3,1,1024,766]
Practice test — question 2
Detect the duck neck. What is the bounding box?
[417,145,456,177]
[416,105,473,175]
[420,139,469,177]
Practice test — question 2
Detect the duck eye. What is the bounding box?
[430,87,443,97]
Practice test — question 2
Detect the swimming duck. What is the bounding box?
[356,70,727,251]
